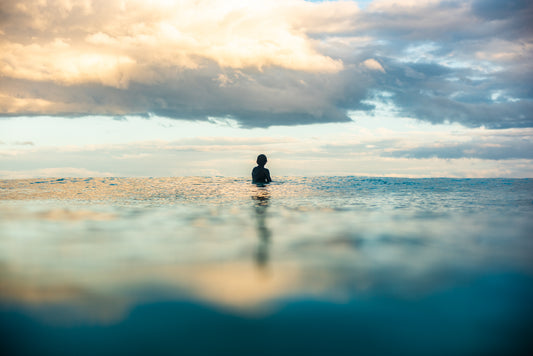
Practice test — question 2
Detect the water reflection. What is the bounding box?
[1,177,532,355]
[252,187,271,270]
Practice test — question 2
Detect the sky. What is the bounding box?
[1,0,532,178]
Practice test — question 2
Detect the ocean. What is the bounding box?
[1,177,532,355]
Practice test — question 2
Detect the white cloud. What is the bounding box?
[362,58,385,72]
[368,0,442,10]
[1,0,352,90]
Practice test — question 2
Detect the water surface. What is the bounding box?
[1,177,532,355]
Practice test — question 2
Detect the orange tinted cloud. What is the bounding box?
[1,0,356,89]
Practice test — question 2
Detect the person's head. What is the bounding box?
[256,154,267,167]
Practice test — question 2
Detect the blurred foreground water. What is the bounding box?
[1,177,532,355]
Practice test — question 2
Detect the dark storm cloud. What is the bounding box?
[0,0,531,129]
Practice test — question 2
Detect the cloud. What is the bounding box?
[14,141,34,146]
[389,141,533,160]
[0,0,531,128]
[384,127,533,160]
[0,0,346,85]
[0,167,116,179]
[362,58,385,72]
[2,118,532,178]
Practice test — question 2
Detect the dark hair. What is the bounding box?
[256,154,267,166]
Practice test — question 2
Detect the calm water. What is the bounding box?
[1,177,532,355]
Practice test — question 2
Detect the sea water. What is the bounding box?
[1,177,532,355]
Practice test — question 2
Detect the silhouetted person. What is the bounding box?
[252,154,272,185]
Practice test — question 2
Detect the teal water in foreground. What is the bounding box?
[1,177,532,355]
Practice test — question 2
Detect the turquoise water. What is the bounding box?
[1,177,532,355]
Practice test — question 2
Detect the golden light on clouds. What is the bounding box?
[0,0,530,131]
[362,58,385,72]
[0,0,357,91]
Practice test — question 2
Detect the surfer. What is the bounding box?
[252,154,272,185]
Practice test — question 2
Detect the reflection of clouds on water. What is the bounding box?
[0,177,532,325]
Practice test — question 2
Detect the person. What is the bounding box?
[252,154,272,184]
